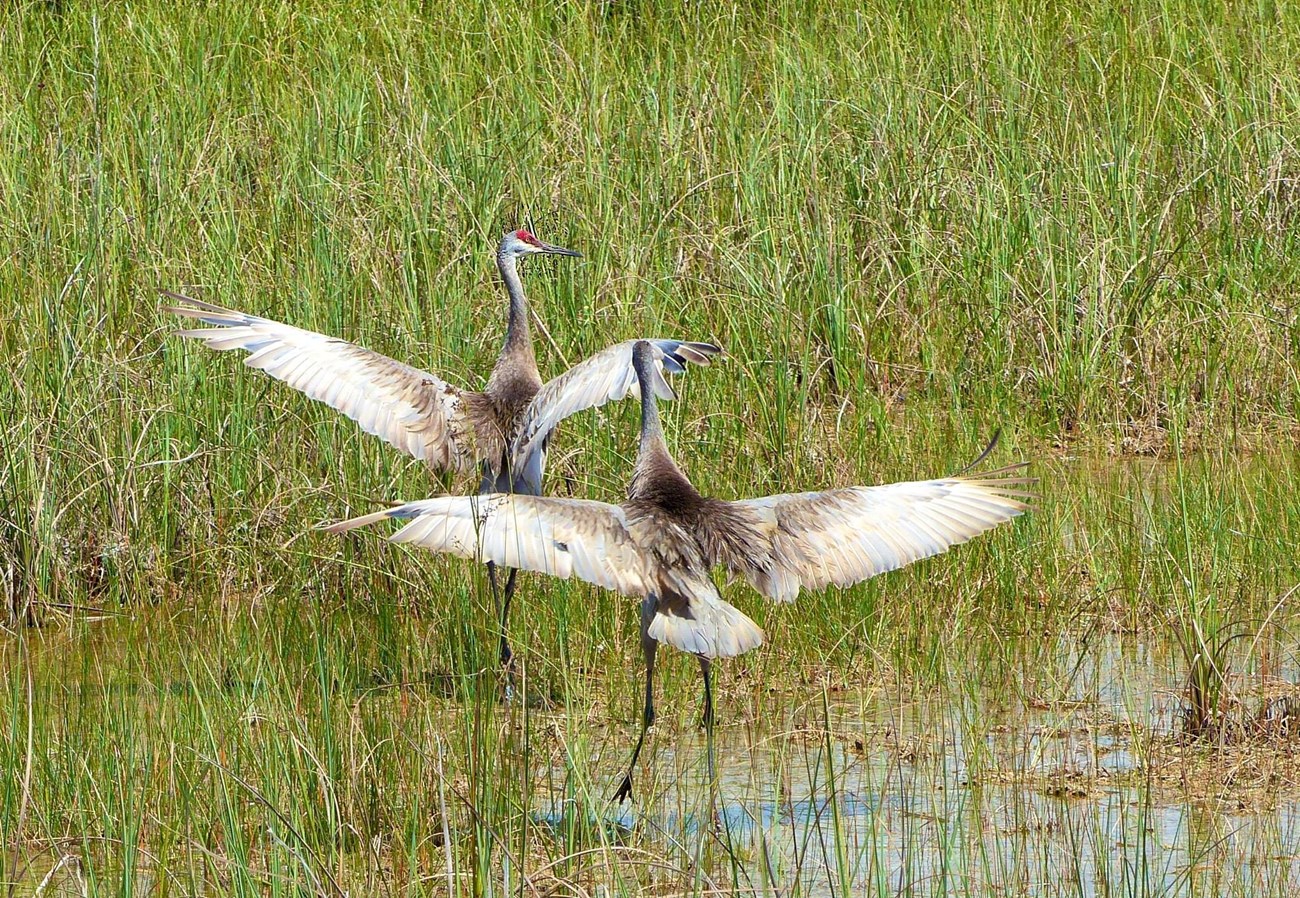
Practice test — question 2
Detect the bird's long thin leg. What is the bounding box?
[487,562,519,668]
[498,568,519,669]
[699,656,714,728]
[614,596,659,803]
[487,559,502,609]
[487,562,519,707]
[698,657,716,786]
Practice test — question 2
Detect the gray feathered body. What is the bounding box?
[326,337,1031,802]
[471,368,548,496]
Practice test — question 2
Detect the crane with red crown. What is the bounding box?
[165,229,720,673]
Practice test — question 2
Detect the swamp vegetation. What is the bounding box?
[2,0,1300,894]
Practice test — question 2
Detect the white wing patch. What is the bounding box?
[510,339,720,472]
[168,294,477,473]
[733,467,1033,602]
[328,494,653,598]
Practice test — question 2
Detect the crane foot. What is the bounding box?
[613,775,634,804]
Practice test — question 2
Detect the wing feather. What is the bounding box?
[509,339,721,471]
[327,494,653,597]
[731,465,1033,602]
[328,494,765,658]
[167,293,480,473]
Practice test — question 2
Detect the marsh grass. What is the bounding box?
[3,0,1300,894]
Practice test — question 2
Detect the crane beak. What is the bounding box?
[539,241,582,258]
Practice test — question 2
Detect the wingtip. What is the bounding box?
[656,340,724,369]
[951,428,1002,476]
[651,361,677,401]
[957,468,1039,510]
[323,508,398,534]
[162,291,230,316]
[948,430,1040,504]
[681,341,724,365]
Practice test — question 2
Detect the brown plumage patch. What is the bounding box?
[461,382,547,481]
[625,450,776,581]
[628,446,705,511]
[654,587,697,622]
[696,499,777,574]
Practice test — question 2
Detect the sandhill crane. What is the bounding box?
[164,230,720,670]
[328,341,1034,801]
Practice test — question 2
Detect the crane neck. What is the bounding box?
[495,249,537,373]
[630,345,691,496]
[638,380,668,459]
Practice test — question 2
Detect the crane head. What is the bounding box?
[499,229,582,260]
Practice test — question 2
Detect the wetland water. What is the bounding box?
[538,637,1300,897]
[9,631,1300,896]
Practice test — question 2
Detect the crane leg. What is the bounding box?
[698,656,714,728]
[698,657,715,785]
[614,596,659,803]
[487,562,519,670]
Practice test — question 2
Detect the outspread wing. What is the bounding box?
[166,294,480,473]
[509,339,721,471]
[328,493,764,659]
[327,494,653,597]
[729,465,1034,602]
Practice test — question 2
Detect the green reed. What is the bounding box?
[2,0,1300,894]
